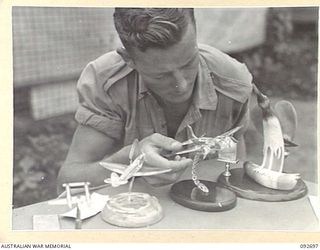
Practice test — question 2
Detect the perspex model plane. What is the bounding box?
[100,140,171,187]
[164,125,242,161]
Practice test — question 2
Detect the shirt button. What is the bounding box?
[161,123,166,128]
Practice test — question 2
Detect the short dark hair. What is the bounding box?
[113,8,195,52]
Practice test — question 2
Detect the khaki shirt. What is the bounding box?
[75,44,253,159]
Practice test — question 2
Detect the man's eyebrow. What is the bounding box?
[141,50,199,76]
[154,53,198,75]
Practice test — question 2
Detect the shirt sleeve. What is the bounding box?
[74,62,124,141]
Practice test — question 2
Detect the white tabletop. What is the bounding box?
[12,160,319,231]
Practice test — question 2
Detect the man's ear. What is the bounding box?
[116,47,135,68]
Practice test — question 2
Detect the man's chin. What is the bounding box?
[163,94,192,104]
[165,98,190,104]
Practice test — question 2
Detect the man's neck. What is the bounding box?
[153,95,192,138]
[163,98,192,109]
[151,91,192,109]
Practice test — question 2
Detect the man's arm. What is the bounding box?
[56,124,122,193]
[57,125,193,193]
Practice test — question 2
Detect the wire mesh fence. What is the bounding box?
[13,7,120,119]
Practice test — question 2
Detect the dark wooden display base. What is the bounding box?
[217,168,308,202]
[170,180,237,212]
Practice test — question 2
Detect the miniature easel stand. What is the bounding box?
[61,182,90,229]
[62,182,91,208]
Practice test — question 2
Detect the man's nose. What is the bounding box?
[172,71,188,91]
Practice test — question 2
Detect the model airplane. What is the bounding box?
[164,125,241,161]
[100,139,172,187]
[100,158,172,187]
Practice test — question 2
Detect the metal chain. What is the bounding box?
[191,153,209,193]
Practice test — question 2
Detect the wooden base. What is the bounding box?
[217,168,308,202]
[170,180,237,212]
[101,192,163,228]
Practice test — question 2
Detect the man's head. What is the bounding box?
[114,8,199,104]
[113,8,195,52]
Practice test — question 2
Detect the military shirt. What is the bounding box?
[75,44,253,159]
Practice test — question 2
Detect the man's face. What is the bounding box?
[129,22,200,104]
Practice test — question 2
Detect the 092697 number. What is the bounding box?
[300,244,319,248]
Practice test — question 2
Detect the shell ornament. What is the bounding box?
[244,85,300,190]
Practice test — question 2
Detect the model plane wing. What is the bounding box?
[99,162,172,176]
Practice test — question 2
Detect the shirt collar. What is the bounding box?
[193,55,217,110]
[137,54,218,111]
[138,73,149,100]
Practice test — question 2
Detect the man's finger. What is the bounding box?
[174,155,181,161]
[149,133,183,151]
[143,149,192,171]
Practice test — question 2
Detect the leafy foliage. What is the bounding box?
[233,8,317,99]
[13,115,77,208]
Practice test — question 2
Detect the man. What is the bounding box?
[57,8,252,190]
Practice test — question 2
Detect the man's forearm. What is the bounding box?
[56,161,112,194]
[104,143,136,164]
[57,143,134,194]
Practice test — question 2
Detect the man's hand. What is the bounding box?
[138,133,193,186]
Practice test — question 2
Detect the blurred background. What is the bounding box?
[13,7,318,208]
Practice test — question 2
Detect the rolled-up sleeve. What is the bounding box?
[75,62,124,141]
